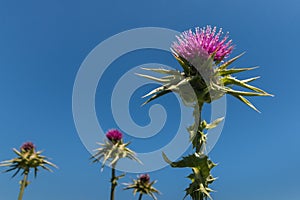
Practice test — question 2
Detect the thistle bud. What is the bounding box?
[20,142,35,152]
[139,174,150,184]
[106,129,123,144]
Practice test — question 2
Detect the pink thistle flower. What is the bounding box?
[20,142,35,152]
[139,174,150,183]
[171,26,234,67]
[106,129,123,143]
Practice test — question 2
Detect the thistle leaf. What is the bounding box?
[162,153,216,171]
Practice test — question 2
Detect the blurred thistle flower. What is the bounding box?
[20,142,35,152]
[0,142,57,200]
[139,174,150,183]
[124,174,160,200]
[92,129,141,169]
[0,142,57,178]
[106,129,123,144]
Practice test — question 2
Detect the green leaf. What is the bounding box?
[162,153,216,173]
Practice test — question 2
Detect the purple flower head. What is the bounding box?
[171,26,234,67]
[139,174,150,183]
[20,142,35,152]
[106,129,123,143]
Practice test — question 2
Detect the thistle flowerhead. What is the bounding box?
[139,174,150,183]
[106,129,123,144]
[20,142,35,152]
[0,142,57,178]
[92,129,141,169]
[172,26,233,67]
[138,25,272,111]
[124,174,160,200]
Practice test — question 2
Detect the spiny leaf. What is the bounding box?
[135,73,175,83]
[140,67,182,75]
[12,149,22,156]
[241,76,260,83]
[222,76,268,94]
[162,153,215,173]
[232,94,260,113]
[225,88,272,97]
[142,90,172,106]
[218,52,245,70]
[199,184,213,200]
[142,85,167,98]
[212,83,272,97]
[162,152,173,165]
[172,51,194,75]
[218,66,258,76]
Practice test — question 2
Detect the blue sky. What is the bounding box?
[0,0,300,199]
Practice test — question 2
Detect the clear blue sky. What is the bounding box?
[0,0,299,199]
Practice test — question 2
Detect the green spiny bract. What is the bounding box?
[91,140,141,169]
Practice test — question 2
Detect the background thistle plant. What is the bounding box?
[138,26,272,199]
[91,129,141,200]
[124,174,160,200]
[0,142,57,200]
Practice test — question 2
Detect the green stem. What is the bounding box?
[195,103,204,153]
[18,171,28,200]
[138,193,143,200]
[110,167,116,200]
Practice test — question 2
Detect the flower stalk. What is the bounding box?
[18,170,29,200]
[138,193,143,200]
[110,165,117,200]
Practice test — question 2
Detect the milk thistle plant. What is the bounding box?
[0,142,57,200]
[92,129,141,200]
[138,25,272,199]
[124,174,160,200]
